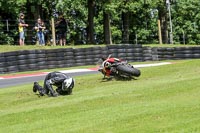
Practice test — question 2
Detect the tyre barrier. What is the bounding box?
[1,45,200,74]
[73,48,86,66]
[143,47,153,61]
[85,48,95,65]
[174,47,197,60]
[156,47,175,60]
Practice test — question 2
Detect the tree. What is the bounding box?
[121,0,130,44]
[1,0,200,45]
[56,0,87,44]
[0,0,26,18]
[87,0,95,44]
[172,0,200,44]
[103,10,112,44]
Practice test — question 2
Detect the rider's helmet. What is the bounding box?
[62,78,75,91]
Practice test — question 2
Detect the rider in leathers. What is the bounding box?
[33,71,75,97]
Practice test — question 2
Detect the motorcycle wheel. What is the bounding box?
[116,65,141,77]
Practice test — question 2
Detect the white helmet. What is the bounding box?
[62,78,75,91]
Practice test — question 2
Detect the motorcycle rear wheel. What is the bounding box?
[116,65,141,77]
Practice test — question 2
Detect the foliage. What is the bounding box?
[0,0,200,44]
[0,0,25,17]
[172,0,200,44]
[0,21,15,44]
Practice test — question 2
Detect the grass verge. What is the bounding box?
[0,59,200,132]
[0,44,104,53]
[1,44,200,53]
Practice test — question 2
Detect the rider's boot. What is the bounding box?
[33,82,45,96]
[33,82,38,93]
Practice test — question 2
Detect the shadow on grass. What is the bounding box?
[100,76,138,82]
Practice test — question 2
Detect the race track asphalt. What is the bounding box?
[0,71,98,89]
[0,62,172,89]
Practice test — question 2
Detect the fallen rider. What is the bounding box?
[33,71,75,97]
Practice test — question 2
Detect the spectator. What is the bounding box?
[18,13,28,46]
[55,15,68,46]
[34,18,46,46]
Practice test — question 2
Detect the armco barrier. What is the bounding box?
[1,44,200,74]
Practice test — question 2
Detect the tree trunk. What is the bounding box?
[158,1,169,44]
[87,0,95,44]
[122,11,130,44]
[162,15,168,44]
[103,12,112,44]
[26,0,34,44]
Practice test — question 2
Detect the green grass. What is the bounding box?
[1,59,200,132]
[0,44,104,53]
[1,44,200,53]
[143,44,200,47]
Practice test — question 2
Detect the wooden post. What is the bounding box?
[158,19,162,44]
[51,18,56,46]
[6,20,9,32]
[182,30,185,45]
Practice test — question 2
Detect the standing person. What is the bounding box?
[33,71,75,97]
[55,15,68,46]
[34,18,46,46]
[18,13,28,46]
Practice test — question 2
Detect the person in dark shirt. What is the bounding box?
[33,71,75,97]
[18,13,28,46]
[55,15,68,46]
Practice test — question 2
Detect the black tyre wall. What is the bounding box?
[1,45,200,74]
